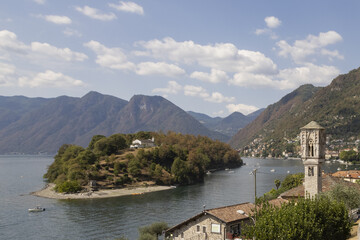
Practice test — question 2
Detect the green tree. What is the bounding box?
[88,135,105,150]
[138,222,168,240]
[128,159,141,176]
[243,197,351,240]
[55,180,82,193]
[323,183,360,209]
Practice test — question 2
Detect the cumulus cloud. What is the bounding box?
[84,40,135,70]
[226,103,259,115]
[31,42,88,61]
[0,30,28,54]
[229,63,340,90]
[184,85,234,103]
[190,68,229,83]
[0,62,16,86]
[265,16,281,29]
[0,30,88,64]
[76,6,116,21]
[136,37,278,75]
[206,92,235,103]
[109,1,144,15]
[136,62,185,77]
[277,31,343,63]
[40,15,72,25]
[255,16,281,39]
[18,70,84,88]
[152,81,182,95]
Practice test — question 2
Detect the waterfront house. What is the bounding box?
[130,138,155,149]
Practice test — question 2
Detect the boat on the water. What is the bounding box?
[28,206,45,212]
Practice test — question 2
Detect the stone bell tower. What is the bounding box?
[300,121,326,198]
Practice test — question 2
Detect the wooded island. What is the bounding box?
[44,131,243,193]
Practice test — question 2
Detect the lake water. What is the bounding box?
[0,155,353,240]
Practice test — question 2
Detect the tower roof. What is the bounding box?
[301,121,324,130]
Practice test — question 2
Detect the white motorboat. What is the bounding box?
[28,206,45,212]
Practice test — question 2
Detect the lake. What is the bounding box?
[0,155,352,239]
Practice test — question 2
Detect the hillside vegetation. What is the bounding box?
[230,67,360,153]
[44,132,242,193]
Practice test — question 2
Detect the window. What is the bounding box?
[203,226,206,233]
[196,225,200,232]
[211,223,221,233]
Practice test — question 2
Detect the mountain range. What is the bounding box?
[229,67,360,150]
[0,92,250,154]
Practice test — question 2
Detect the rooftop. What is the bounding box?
[301,121,325,130]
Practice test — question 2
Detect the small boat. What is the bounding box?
[28,206,45,212]
[270,169,276,172]
[287,170,290,174]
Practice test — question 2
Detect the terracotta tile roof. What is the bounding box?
[206,202,255,223]
[332,170,360,179]
[280,175,360,199]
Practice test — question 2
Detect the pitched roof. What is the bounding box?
[165,202,255,234]
[332,170,360,179]
[206,202,255,223]
[301,121,324,130]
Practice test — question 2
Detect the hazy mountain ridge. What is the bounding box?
[0,92,228,154]
[189,109,264,137]
[229,67,360,149]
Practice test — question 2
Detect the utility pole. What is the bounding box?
[252,168,257,201]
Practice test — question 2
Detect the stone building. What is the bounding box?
[300,121,326,198]
[165,202,254,240]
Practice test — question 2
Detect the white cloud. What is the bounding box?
[230,63,340,90]
[226,103,259,115]
[0,30,28,54]
[41,15,72,25]
[76,6,116,21]
[230,72,278,88]
[84,40,135,70]
[265,16,281,29]
[136,37,278,75]
[33,0,45,4]
[63,28,82,37]
[109,1,144,15]
[184,85,234,103]
[0,62,16,86]
[184,85,209,98]
[277,31,343,63]
[206,92,235,103]
[136,62,185,77]
[190,68,229,83]
[0,30,88,64]
[18,70,84,88]
[31,42,88,61]
[278,63,340,87]
[152,81,182,95]
[321,49,344,60]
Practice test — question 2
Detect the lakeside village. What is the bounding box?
[241,132,360,162]
[163,121,360,240]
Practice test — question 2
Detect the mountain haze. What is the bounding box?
[0,92,228,154]
[189,109,263,137]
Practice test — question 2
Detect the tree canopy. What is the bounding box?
[244,197,351,240]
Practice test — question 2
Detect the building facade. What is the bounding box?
[300,121,326,198]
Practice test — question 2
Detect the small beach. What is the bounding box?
[32,183,176,199]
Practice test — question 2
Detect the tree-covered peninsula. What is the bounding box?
[44,132,242,193]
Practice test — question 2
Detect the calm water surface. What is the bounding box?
[0,155,353,240]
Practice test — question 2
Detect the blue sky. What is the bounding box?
[0,0,359,117]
